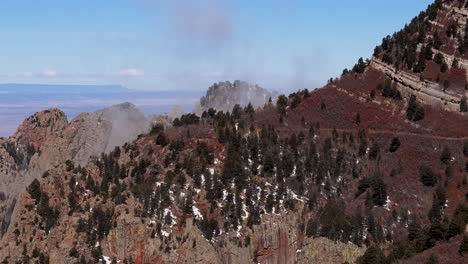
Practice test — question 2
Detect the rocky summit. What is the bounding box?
[0,103,150,240]
[194,80,278,114]
[0,1,467,264]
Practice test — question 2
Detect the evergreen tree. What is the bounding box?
[460,22,468,53]
[447,204,468,238]
[440,146,452,165]
[27,179,42,203]
[355,113,361,124]
[352,57,368,74]
[452,58,459,69]
[406,95,425,121]
[389,137,401,152]
[369,142,380,160]
[357,245,386,264]
[433,53,444,65]
[420,166,439,187]
[244,102,255,116]
[459,235,468,256]
[440,62,448,73]
[433,32,442,49]
[156,133,168,147]
[291,94,302,109]
[425,254,439,264]
[276,95,288,115]
[428,185,446,224]
[407,217,427,252]
[460,96,467,113]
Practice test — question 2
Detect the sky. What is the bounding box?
[0,0,434,92]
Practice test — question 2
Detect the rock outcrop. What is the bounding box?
[370,0,468,113]
[194,80,277,114]
[369,58,465,111]
[0,103,150,237]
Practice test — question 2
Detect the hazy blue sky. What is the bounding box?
[0,0,433,92]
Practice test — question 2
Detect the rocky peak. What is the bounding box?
[0,102,150,239]
[64,102,150,165]
[13,109,68,150]
[194,80,277,114]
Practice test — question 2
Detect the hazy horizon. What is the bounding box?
[0,84,203,136]
[0,0,432,92]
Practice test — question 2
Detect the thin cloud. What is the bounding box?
[41,69,58,77]
[116,68,145,77]
[170,0,231,43]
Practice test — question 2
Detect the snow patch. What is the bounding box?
[236,225,242,237]
[164,208,177,227]
[384,196,391,211]
[102,256,111,264]
[192,206,203,220]
[242,203,249,220]
[201,174,205,185]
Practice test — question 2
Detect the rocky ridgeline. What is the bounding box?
[369,58,462,111]
[370,0,468,112]
[0,131,367,264]
[0,103,150,237]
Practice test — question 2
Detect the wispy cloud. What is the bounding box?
[41,69,58,77]
[116,68,145,77]
[170,0,232,44]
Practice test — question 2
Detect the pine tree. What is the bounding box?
[459,235,468,255]
[434,53,444,64]
[460,23,468,53]
[27,179,42,203]
[420,166,439,187]
[369,142,380,160]
[355,113,361,124]
[291,94,302,109]
[406,95,425,121]
[357,245,386,264]
[389,137,401,152]
[440,146,452,165]
[425,254,439,264]
[447,204,468,238]
[371,173,387,207]
[428,185,446,224]
[460,96,467,112]
[276,95,288,115]
[433,32,442,49]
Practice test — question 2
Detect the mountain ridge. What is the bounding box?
[0,1,466,263]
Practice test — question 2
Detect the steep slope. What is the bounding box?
[0,1,467,264]
[370,0,468,111]
[0,98,465,263]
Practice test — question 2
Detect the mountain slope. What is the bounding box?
[0,1,467,264]
[0,103,150,238]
